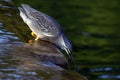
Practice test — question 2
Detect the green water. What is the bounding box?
[1,0,120,80]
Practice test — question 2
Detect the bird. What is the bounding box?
[18,4,74,67]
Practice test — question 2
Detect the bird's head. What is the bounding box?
[54,34,74,66]
[55,34,72,54]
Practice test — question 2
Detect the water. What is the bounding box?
[1,0,120,80]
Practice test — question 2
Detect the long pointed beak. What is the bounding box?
[64,47,75,68]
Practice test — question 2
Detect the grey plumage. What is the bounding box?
[19,4,61,38]
[18,4,74,67]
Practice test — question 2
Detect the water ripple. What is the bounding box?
[99,75,120,79]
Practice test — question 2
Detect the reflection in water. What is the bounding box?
[0,23,22,44]
[4,0,12,2]
[99,75,120,79]
[90,67,120,79]
[0,22,22,79]
[90,67,112,72]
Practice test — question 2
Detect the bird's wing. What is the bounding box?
[21,4,62,37]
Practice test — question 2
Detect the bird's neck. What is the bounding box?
[53,34,65,48]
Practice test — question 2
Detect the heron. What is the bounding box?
[18,4,74,67]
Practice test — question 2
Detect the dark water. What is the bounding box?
[0,0,120,80]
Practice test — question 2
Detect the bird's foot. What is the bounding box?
[35,37,39,41]
[28,38,39,43]
[28,39,34,43]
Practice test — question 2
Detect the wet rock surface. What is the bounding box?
[0,0,87,80]
[11,40,68,68]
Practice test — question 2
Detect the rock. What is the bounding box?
[2,40,87,80]
[12,40,68,68]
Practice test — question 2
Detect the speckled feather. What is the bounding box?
[19,4,62,38]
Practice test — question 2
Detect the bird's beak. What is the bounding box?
[64,47,75,68]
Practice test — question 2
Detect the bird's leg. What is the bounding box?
[31,32,37,37]
[35,37,39,41]
[28,32,36,43]
[31,32,39,41]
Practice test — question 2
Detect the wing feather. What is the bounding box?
[22,4,62,37]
